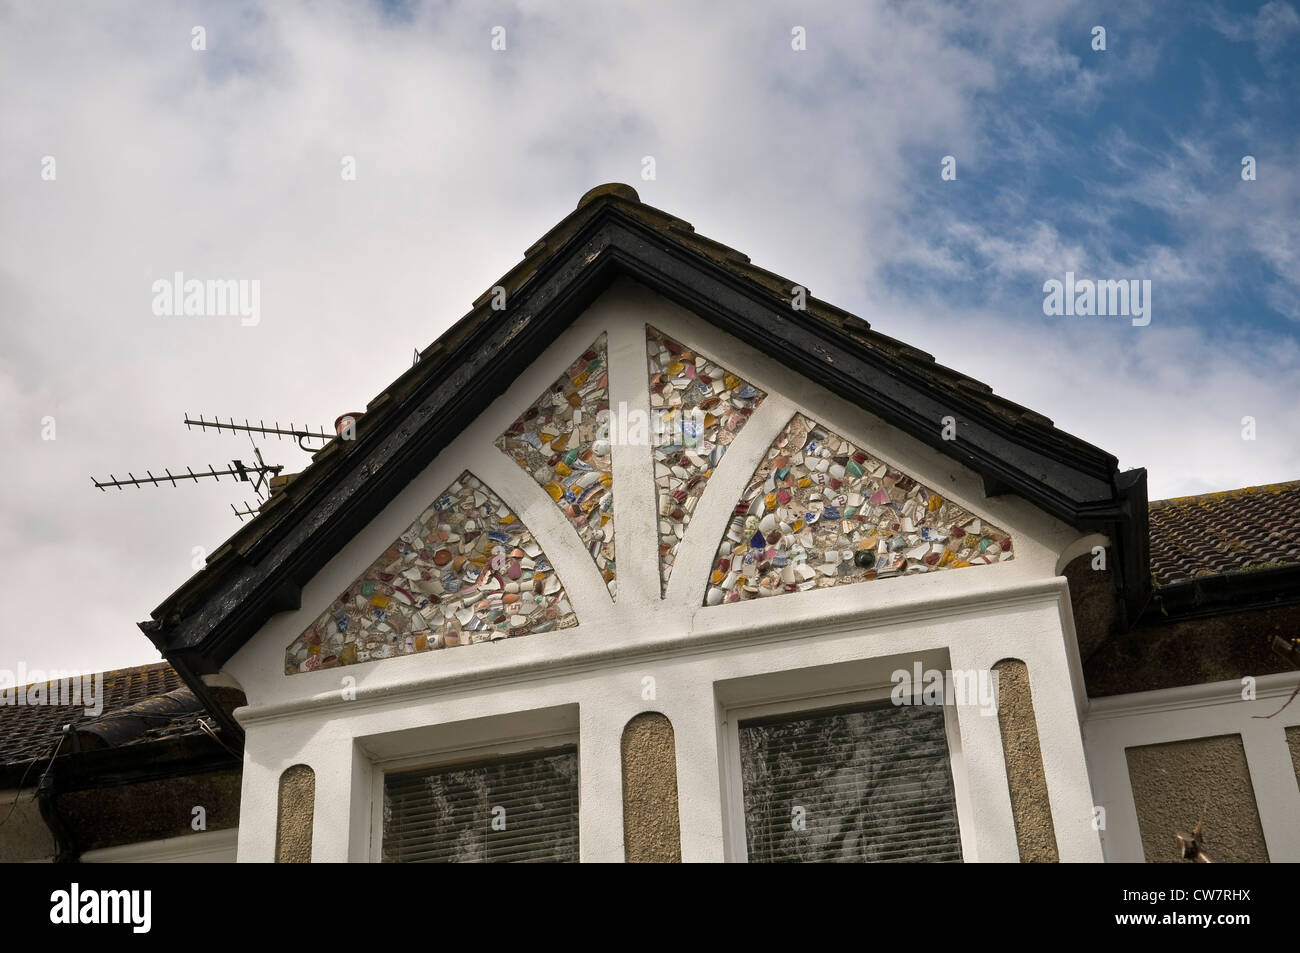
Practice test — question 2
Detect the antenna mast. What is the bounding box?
[183,413,333,452]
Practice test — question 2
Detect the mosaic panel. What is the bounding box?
[705,415,1013,605]
[647,326,765,594]
[285,472,576,674]
[495,334,616,597]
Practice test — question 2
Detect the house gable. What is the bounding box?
[218,279,1086,708]
[141,185,1145,726]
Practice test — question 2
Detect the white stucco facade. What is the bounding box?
[1084,673,1300,862]
[222,278,1120,863]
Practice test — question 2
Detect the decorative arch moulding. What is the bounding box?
[704,414,1014,605]
[285,471,577,675]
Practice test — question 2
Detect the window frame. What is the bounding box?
[720,682,970,863]
[368,727,580,863]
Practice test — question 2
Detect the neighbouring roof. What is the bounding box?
[139,182,1150,694]
[0,661,209,769]
[1149,481,1300,586]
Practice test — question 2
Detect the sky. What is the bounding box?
[1,0,1298,675]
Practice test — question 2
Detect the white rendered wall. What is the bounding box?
[1084,673,1300,862]
[225,278,1102,862]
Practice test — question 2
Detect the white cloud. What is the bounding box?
[1209,0,1300,62]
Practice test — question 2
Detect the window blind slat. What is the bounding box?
[739,703,963,863]
[383,747,579,863]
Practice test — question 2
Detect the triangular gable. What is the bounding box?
[284,472,575,674]
[141,183,1146,715]
[647,325,766,593]
[706,414,1012,605]
[494,334,616,596]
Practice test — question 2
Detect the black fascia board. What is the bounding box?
[144,203,1143,675]
[1138,563,1300,623]
[1,731,240,793]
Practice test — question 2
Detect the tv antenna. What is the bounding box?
[183,413,334,452]
[92,443,282,508]
[91,413,339,522]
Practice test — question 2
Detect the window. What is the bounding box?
[736,702,962,862]
[382,747,579,863]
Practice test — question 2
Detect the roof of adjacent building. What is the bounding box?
[1148,480,1300,586]
[0,661,210,768]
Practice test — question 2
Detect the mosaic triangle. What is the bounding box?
[285,471,577,674]
[495,334,616,597]
[705,414,1014,605]
[646,325,765,594]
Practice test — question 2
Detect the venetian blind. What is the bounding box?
[738,703,962,863]
[383,747,579,863]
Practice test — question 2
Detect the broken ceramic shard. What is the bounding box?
[495,333,616,596]
[647,325,766,595]
[284,471,578,674]
[703,414,1014,605]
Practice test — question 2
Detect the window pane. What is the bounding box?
[383,747,578,863]
[738,704,962,862]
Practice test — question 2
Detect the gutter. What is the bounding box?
[1137,563,1300,624]
[16,730,242,864]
